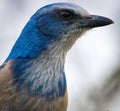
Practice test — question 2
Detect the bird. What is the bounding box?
[0,2,113,111]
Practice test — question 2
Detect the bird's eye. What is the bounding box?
[60,10,73,20]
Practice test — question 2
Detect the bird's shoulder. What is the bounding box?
[0,60,17,109]
[0,60,14,86]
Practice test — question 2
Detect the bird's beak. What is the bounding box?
[80,15,114,28]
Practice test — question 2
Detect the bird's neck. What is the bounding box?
[7,20,74,100]
[6,20,50,60]
[12,43,67,100]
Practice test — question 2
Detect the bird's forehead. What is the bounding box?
[38,3,90,17]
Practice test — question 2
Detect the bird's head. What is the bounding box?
[7,3,113,60]
[33,2,113,48]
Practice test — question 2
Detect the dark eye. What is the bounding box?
[60,10,73,20]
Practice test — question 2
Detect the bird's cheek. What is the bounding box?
[39,23,63,38]
[38,20,56,37]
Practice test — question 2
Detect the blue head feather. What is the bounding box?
[6,4,59,60]
[6,19,50,60]
[6,2,85,61]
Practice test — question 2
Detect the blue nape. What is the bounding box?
[6,20,50,61]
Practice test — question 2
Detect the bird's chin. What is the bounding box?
[63,28,88,42]
[61,28,87,52]
[75,28,89,36]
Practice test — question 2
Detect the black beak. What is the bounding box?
[80,15,114,28]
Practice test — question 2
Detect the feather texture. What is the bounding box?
[0,61,68,111]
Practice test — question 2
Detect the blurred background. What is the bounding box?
[0,0,119,111]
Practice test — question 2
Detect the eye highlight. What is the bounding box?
[59,10,73,20]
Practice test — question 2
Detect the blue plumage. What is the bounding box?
[6,21,49,59]
[0,2,113,111]
[7,3,77,60]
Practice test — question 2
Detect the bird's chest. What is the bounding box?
[10,51,68,110]
[0,82,68,111]
[9,59,67,111]
[16,64,66,98]
[12,57,67,102]
[15,89,68,111]
[0,61,68,111]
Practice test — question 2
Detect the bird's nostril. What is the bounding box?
[84,15,92,19]
[79,15,113,28]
